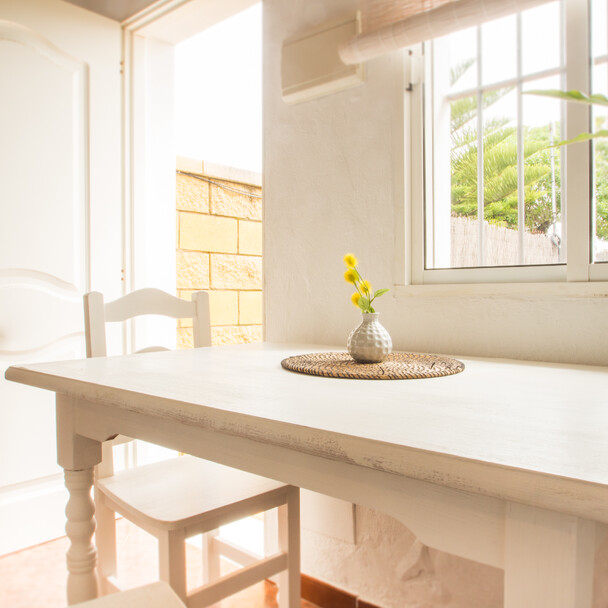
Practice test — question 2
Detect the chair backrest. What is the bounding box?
[83,288,211,477]
[83,288,211,358]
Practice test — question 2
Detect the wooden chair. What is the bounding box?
[83,289,300,608]
[70,582,186,608]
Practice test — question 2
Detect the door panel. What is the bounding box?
[0,20,89,492]
[0,3,122,554]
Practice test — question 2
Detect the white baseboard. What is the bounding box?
[0,474,68,556]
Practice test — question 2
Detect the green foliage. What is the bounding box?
[594,121,608,240]
[526,89,608,240]
[556,129,608,147]
[450,70,560,233]
[525,89,608,108]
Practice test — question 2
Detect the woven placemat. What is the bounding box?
[281,352,465,380]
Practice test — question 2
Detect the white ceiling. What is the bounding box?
[136,0,258,44]
[63,0,159,22]
[64,0,259,43]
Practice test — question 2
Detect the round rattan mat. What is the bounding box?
[281,352,464,380]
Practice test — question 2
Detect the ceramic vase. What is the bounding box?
[347,312,392,363]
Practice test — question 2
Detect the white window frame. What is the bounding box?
[407,0,608,288]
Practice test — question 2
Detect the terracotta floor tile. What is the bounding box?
[0,520,317,608]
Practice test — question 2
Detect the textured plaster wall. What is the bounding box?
[263,10,608,369]
[262,0,608,606]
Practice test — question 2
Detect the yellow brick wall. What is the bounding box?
[176,162,263,348]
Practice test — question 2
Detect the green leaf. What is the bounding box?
[524,89,608,108]
[552,130,608,147]
[373,288,389,298]
[357,297,369,312]
[450,58,475,87]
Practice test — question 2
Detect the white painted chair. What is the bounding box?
[83,289,300,608]
[70,582,186,608]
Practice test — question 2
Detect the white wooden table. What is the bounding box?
[5,342,608,606]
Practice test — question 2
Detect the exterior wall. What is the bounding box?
[263,0,608,606]
[451,217,559,267]
[175,158,263,347]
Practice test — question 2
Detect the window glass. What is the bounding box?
[591,0,608,263]
[426,1,564,270]
[449,93,479,267]
[482,15,517,85]
[522,75,563,264]
[521,2,561,75]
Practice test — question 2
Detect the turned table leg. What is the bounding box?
[56,394,102,605]
[64,468,98,604]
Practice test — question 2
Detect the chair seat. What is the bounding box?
[96,456,288,531]
[69,582,186,607]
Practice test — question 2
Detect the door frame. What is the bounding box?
[119,0,259,351]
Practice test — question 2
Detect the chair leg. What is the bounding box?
[94,492,118,595]
[277,488,301,608]
[158,529,187,602]
[202,530,221,584]
[264,508,279,584]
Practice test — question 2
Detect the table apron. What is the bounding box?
[59,393,587,571]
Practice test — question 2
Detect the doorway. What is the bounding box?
[124,0,265,559]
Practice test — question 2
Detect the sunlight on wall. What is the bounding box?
[174,3,262,173]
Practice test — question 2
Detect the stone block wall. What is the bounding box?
[176,158,263,348]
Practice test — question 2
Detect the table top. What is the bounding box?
[6,342,608,520]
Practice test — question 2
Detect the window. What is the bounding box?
[591,0,608,264]
[410,0,608,284]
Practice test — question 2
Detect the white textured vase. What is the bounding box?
[347,312,392,363]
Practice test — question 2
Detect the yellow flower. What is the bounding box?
[351,292,361,307]
[360,280,371,294]
[344,269,358,284]
[343,253,358,268]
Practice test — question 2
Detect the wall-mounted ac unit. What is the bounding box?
[282,14,364,105]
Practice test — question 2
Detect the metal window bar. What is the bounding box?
[445,65,563,103]
[517,13,525,265]
[558,0,567,264]
[476,26,485,265]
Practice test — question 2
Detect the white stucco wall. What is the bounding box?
[262,0,608,606]
[263,3,608,370]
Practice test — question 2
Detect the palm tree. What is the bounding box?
[450,68,557,233]
[525,89,608,239]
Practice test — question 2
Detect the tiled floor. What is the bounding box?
[0,519,318,608]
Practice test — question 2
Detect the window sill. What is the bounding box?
[395,281,608,299]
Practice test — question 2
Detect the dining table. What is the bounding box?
[5,342,608,607]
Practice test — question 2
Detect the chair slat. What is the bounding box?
[187,553,288,608]
[104,288,195,322]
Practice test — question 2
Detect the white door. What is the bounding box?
[0,0,122,555]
